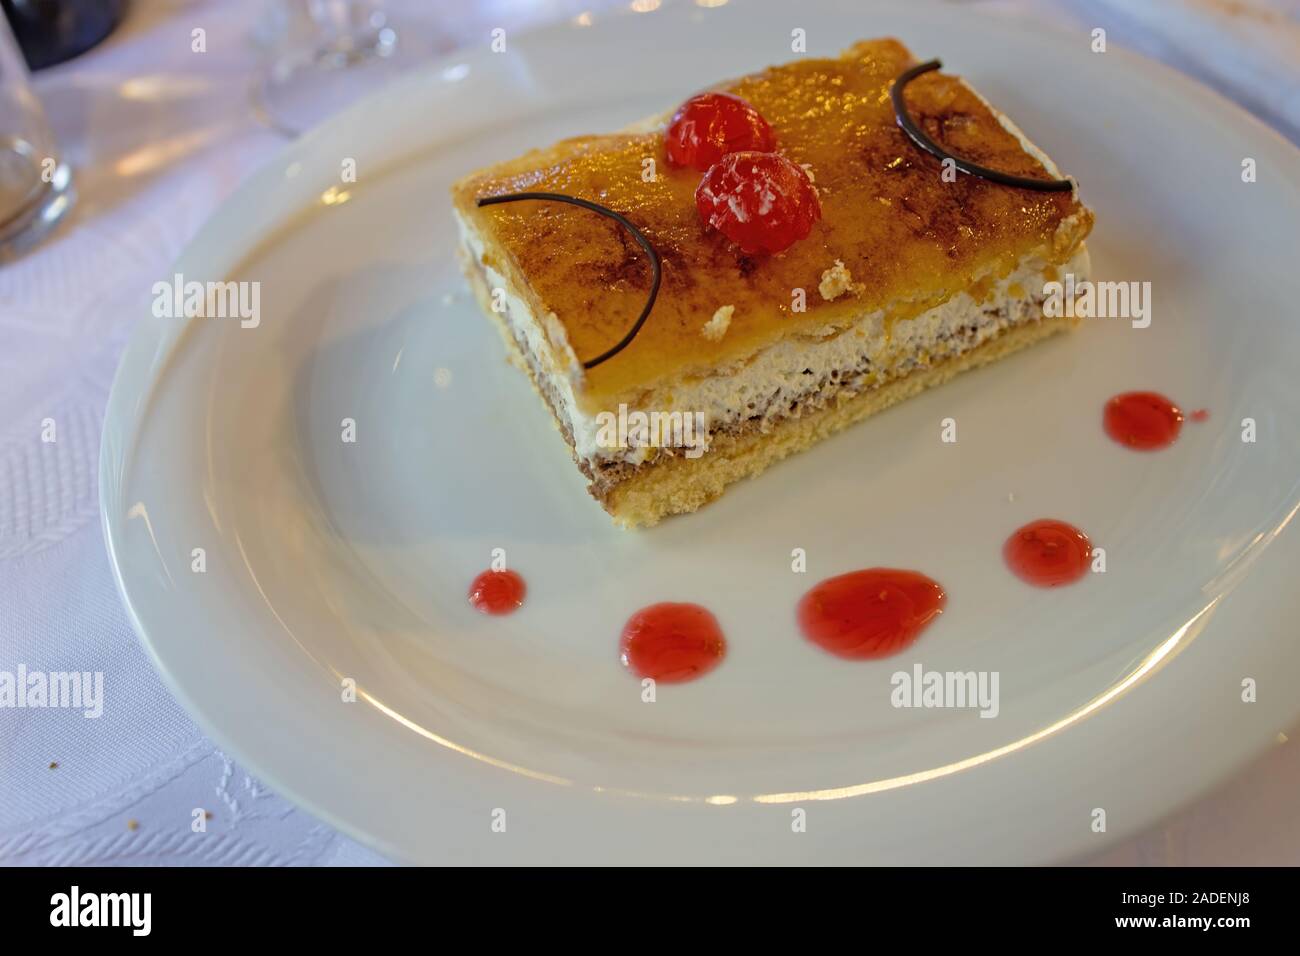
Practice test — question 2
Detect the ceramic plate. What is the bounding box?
[101,0,1300,864]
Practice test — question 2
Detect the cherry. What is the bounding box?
[664,91,777,171]
[695,151,822,255]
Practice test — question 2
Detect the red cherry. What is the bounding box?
[664,92,777,171]
[695,151,822,255]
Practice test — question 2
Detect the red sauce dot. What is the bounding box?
[1003,519,1092,588]
[797,569,946,660]
[468,569,526,615]
[620,603,726,683]
[1190,408,1210,423]
[1103,391,1183,450]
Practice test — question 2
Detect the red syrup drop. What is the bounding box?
[1103,391,1184,450]
[1003,519,1092,588]
[796,568,947,660]
[467,569,526,615]
[620,603,726,683]
[1190,408,1210,423]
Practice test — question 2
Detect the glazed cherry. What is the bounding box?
[696,151,822,255]
[664,92,777,171]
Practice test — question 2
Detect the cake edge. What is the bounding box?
[603,310,1081,527]
[458,236,1090,528]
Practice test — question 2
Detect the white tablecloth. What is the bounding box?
[2,0,1298,866]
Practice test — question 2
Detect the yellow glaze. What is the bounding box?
[452,38,1092,408]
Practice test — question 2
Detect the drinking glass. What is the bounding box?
[253,0,435,138]
[0,10,73,260]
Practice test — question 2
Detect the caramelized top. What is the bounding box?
[452,38,1092,407]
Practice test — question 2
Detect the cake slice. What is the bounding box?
[452,38,1093,527]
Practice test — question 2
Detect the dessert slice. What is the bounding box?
[452,38,1093,528]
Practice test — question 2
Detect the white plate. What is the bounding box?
[101,0,1300,864]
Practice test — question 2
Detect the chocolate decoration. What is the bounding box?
[890,59,1074,193]
[475,191,663,370]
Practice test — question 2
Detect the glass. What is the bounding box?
[252,0,436,138]
[0,10,73,260]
